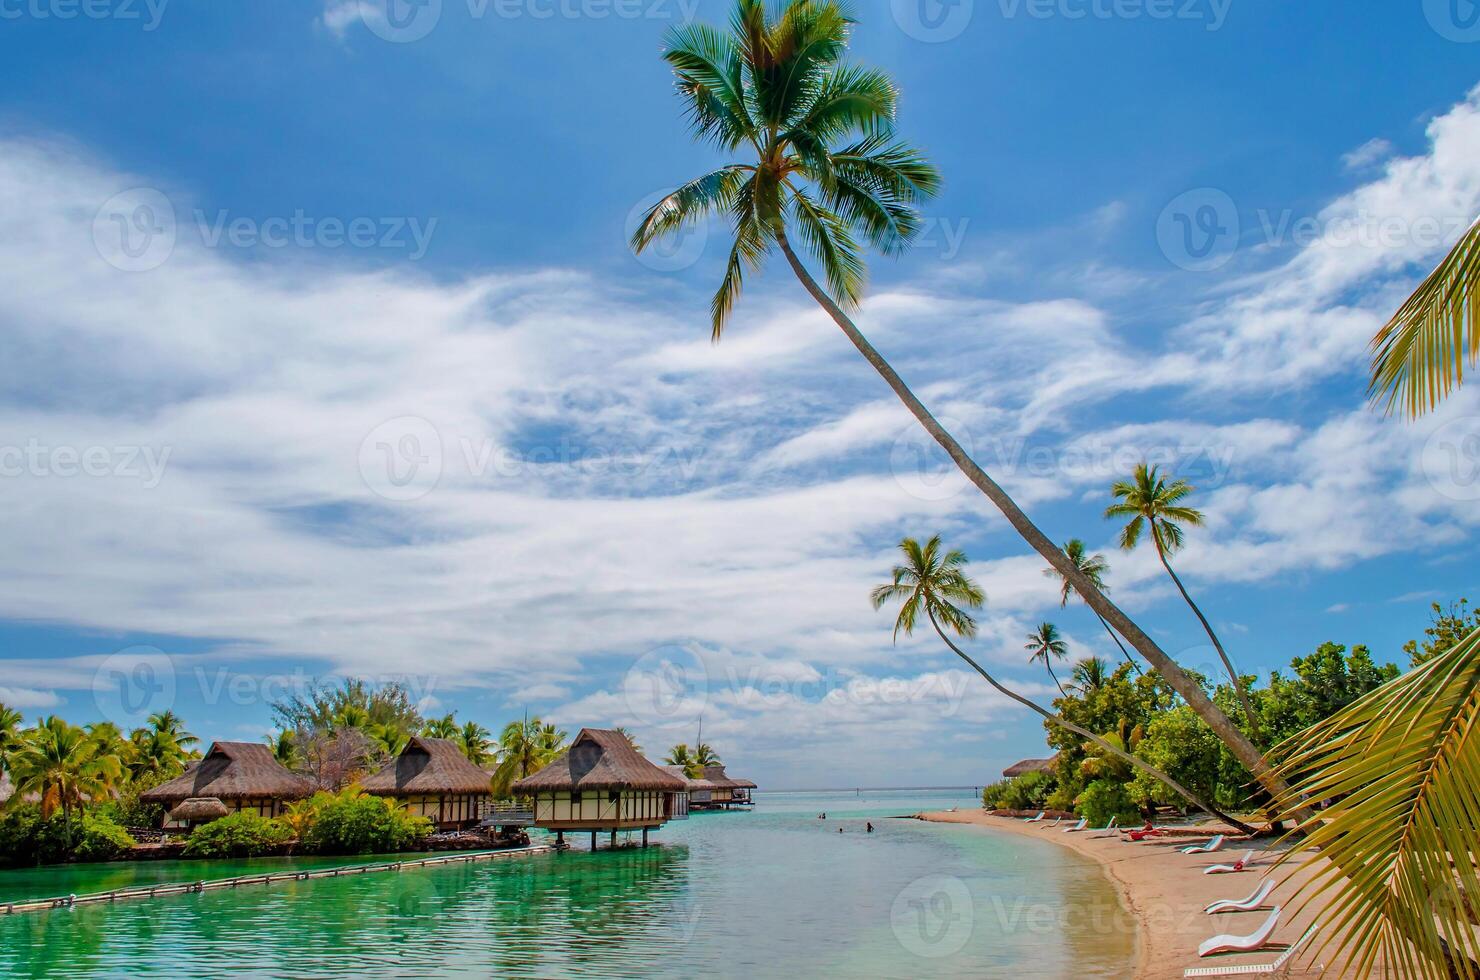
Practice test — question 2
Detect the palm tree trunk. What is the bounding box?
[1046,661,1067,699]
[775,229,1299,813]
[928,611,1255,834]
[1094,610,1142,675]
[1151,534,1262,739]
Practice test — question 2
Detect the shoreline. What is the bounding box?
[915,810,1334,979]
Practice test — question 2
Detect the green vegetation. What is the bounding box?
[0,806,135,867]
[181,811,293,859]
[980,770,1051,812]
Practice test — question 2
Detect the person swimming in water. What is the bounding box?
[866,822,873,833]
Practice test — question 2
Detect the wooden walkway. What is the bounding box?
[1,844,553,917]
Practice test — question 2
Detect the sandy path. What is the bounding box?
[915,810,1339,979]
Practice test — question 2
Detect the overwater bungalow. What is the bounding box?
[700,765,758,809]
[511,728,688,848]
[660,765,716,810]
[140,741,314,829]
[360,736,493,830]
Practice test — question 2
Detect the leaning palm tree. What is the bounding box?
[633,0,1289,805]
[1044,540,1140,674]
[1025,623,1069,698]
[1106,463,1261,738]
[1268,624,1480,978]
[490,718,564,798]
[10,717,122,850]
[870,535,1251,832]
[1369,217,1480,418]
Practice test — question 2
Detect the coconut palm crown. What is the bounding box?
[869,534,983,642]
[631,0,940,338]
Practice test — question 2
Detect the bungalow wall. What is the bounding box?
[396,793,490,829]
[161,796,291,830]
[532,790,677,827]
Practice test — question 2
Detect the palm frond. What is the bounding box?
[631,167,749,254]
[789,188,866,308]
[1370,217,1480,418]
[1269,625,1480,978]
[662,22,757,149]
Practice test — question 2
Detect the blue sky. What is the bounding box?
[1,0,1479,789]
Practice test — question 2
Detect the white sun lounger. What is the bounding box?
[1205,878,1276,914]
[1048,816,1062,828]
[1063,818,1088,832]
[1090,816,1121,838]
[1181,834,1226,854]
[1184,924,1316,977]
[1197,906,1282,958]
[1023,811,1045,822]
[1204,850,1257,874]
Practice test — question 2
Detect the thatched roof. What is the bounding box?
[140,742,314,804]
[169,797,230,822]
[1002,755,1059,779]
[512,729,686,793]
[702,764,756,789]
[661,765,717,791]
[360,737,492,796]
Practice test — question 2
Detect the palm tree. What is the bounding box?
[1106,463,1261,738]
[1025,623,1069,698]
[9,717,123,849]
[0,703,21,777]
[266,729,301,770]
[665,743,698,776]
[1069,656,1110,696]
[870,535,1251,832]
[633,0,1289,806]
[490,718,563,798]
[148,711,197,750]
[126,727,190,782]
[1044,540,1140,674]
[367,722,410,760]
[692,744,721,769]
[458,721,494,766]
[422,714,460,740]
[1268,624,1480,978]
[1369,217,1480,418]
[614,727,642,754]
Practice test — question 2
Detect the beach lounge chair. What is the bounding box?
[1205,879,1276,915]
[1023,811,1045,823]
[1196,906,1282,958]
[1048,816,1062,828]
[1204,850,1257,874]
[1063,818,1088,832]
[1184,924,1315,977]
[1090,816,1121,838]
[1181,835,1226,854]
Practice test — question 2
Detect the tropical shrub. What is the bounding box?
[300,791,431,855]
[71,813,136,862]
[1076,779,1139,828]
[981,771,1053,811]
[182,812,292,859]
[0,806,135,866]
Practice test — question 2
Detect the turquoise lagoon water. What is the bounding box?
[0,789,1135,978]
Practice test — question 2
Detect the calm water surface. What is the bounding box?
[0,790,1134,978]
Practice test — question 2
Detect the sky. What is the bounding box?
[1,0,1478,790]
